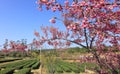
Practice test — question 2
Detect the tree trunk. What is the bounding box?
[92,51,118,74]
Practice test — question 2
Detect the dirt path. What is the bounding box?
[31,64,47,74]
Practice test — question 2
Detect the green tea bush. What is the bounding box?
[53,64,63,73]
[13,68,31,74]
[31,61,40,69]
[0,68,15,74]
[23,61,36,68]
[0,58,21,63]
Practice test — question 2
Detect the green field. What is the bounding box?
[0,58,40,74]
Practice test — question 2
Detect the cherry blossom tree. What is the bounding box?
[35,0,120,73]
[9,40,27,52]
[1,39,9,56]
[2,39,27,53]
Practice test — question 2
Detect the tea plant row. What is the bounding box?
[46,60,99,74]
[0,58,22,63]
[0,59,40,74]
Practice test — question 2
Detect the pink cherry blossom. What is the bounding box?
[40,0,48,3]
[51,7,56,12]
[64,0,69,6]
[49,18,56,24]
[81,23,87,28]
[34,31,40,37]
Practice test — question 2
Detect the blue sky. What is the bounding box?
[0,0,65,47]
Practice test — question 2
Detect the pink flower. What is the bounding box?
[64,0,69,6]
[81,23,87,28]
[66,41,71,46]
[49,18,56,24]
[100,0,104,4]
[80,1,86,6]
[73,25,77,30]
[108,5,114,10]
[34,31,40,37]
[40,0,48,3]
[51,7,57,12]
[50,0,55,2]
[67,26,71,30]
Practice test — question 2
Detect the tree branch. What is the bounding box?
[84,28,89,49]
[62,38,87,49]
[90,35,96,49]
[45,37,88,49]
